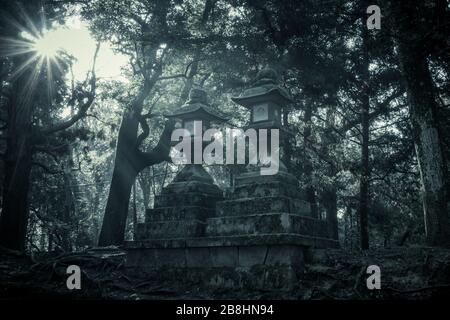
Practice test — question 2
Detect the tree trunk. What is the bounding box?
[0,61,34,251]
[397,45,450,246]
[324,186,338,240]
[138,171,151,209]
[358,21,370,250]
[388,0,450,247]
[303,102,318,218]
[282,108,292,170]
[98,110,142,246]
[61,168,74,251]
[132,181,138,240]
[98,105,174,246]
[321,105,339,241]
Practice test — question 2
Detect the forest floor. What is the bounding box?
[1,246,450,300]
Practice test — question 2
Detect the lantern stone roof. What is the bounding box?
[231,68,293,109]
[165,88,229,122]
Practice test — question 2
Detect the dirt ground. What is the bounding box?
[1,246,450,300]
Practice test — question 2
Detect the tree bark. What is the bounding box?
[397,46,450,246]
[358,20,370,250]
[321,104,339,241]
[390,1,450,247]
[98,107,174,246]
[324,186,338,240]
[0,57,34,251]
[138,171,151,209]
[98,108,143,246]
[132,181,138,240]
[303,102,318,218]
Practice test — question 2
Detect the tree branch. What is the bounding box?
[138,119,176,168]
[157,73,186,81]
[334,88,405,135]
[41,43,100,135]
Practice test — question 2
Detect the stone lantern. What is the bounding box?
[129,89,226,242]
[166,88,227,139]
[231,68,292,130]
[165,88,228,175]
[232,68,293,170]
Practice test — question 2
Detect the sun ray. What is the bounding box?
[8,54,42,81]
[15,55,45,121]
[1,14,66,112]
[46,55,55,102]
[0,37,36,57]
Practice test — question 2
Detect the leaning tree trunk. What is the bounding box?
[397,45,450,246]
[98,99,174,246]
[98,110,142,246]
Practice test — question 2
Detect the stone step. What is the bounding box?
[125,244,305,271]
[126,233,340,250]
[234,171,299,187]
[161,180,223,195]
[146,206,214,222]
[206,213,329,238]
[136,220,206,240]
[215,196,311,217]
[230,180,306,200]
[154,192,222,208]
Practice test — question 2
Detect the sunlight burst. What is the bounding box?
[32,33,61,58]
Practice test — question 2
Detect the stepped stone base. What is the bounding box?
[124,234,338,289]
[125,166,339,289]
[125,235,338,289]
[140,165,222,239]
[206,213,330,237]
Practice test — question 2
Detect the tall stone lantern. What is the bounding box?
[167,88,226,136]
[165,88,228,181]
[131,89,227,241]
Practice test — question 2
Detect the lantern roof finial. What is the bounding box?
[187,88,208,105]
[231,68,293,109]
[165,88,228,122]
[254,67,278,86]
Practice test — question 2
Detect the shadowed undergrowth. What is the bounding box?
[1,246,450,300]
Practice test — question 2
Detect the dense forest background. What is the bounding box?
[0,0,449,255]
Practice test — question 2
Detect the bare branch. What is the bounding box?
[138,119,176,167]
[157,73,186,81]
[41,43,100,135]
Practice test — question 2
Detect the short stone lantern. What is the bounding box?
[231,68,293,170]
[231,68,292,131]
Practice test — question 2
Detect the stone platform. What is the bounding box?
[124,166,338,289]
[125,240,306,289]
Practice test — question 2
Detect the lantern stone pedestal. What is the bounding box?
[134,164,223,240]
[125,164,338,290]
